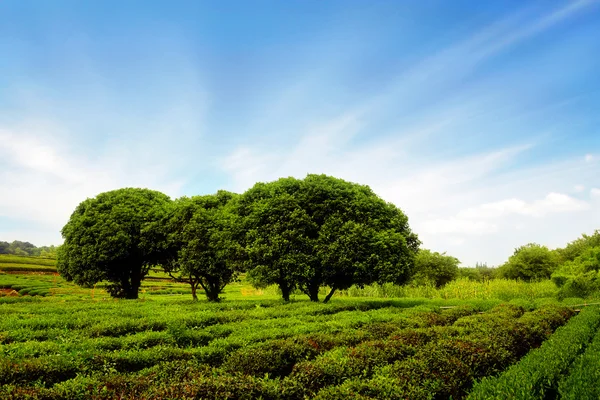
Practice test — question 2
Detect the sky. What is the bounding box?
[1,0,599,266]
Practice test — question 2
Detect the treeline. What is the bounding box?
[13,173,600,302]
[54,173,600,302]
[0,241,58,258]
[454,231,600,299]
[57,175,420,302]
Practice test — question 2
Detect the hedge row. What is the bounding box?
[558,317,600,400]
[0,255,56,266]
[0,304,574,400]
[310,304,573,400]
[466,306,600,399]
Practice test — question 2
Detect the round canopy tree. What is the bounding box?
[148,191,245,302]
[411,249,460,288]
[237,174,420,302]
[57,188,171,299]
[498,243,559,282]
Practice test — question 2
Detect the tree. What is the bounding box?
[458,263,498,282]
[148,191,245,301]
[38,245,59,258]
[556,230,600,263]
[411,249,459,287]
[8,240,36,256]
[498,243,559,282]
[551,246,600,299]
[0,241,10,254]
[57,188,171,299]
[238,174,420,302]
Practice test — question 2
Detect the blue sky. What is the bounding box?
[1,0,599,266]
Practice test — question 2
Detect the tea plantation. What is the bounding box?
[1,255,599,399]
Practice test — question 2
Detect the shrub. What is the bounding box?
[467,306,600,399]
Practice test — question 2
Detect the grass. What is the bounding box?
[342,278,559,301]
[0,254,56,267]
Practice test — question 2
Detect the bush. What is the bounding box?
[467,306,600,399]
[558,328,600,399]
[222,337,321,377]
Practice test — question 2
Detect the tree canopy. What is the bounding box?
[0,240,57,257]
[148,191,245,301]
[57,188,171,299]
[237,174,420,302]
[556,230,600,263]
[412,249,460,288]
[498,243,559,282]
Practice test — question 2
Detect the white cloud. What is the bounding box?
[0,132,184,228]
[422,218,498,235]
[592,188,600,199]
[421,193,588,237]
[2,0,599,270]
[574,184,585,192]
[457,193,589,219]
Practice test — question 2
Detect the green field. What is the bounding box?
[1,257,600,399]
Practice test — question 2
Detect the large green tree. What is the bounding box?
[148,191,245,301]
[498,243,559,282]
[238,174,420,302]
[57,188,171,299]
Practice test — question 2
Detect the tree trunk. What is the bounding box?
[206,286,220,302]
[191,283,198,301]
[280,283,291,302]
[127,265,142,299]
[200,280,221,302]
[308,284,320,302]
[323,286,337,303]
[206,291,220,302]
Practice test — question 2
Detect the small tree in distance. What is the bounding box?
[412,249,460,287]
[498,243,559,282]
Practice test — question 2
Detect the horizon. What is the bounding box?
[1,0,599,266]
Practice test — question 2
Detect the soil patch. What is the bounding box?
[0,288,20,296]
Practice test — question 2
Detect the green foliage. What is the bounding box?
[558,324,600,400]
[552,246,600,299]
[238,174,420,302]
[57,188,171,299]
[149,191,244,301]
[556,230,600,263]
[467,305,600,399]
[498,243,559,282]
[458,264,498,282]
[0,241,58,258]
[308,304,572,400]
[343,278,558,302]
[412,249,459,287]
[0,254,56,267]
[0,294,576,400]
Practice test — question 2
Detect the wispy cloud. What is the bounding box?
[2,0,599,268]
[457,193,589,220]
[0,126,185,230]
[218,1,600,265]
